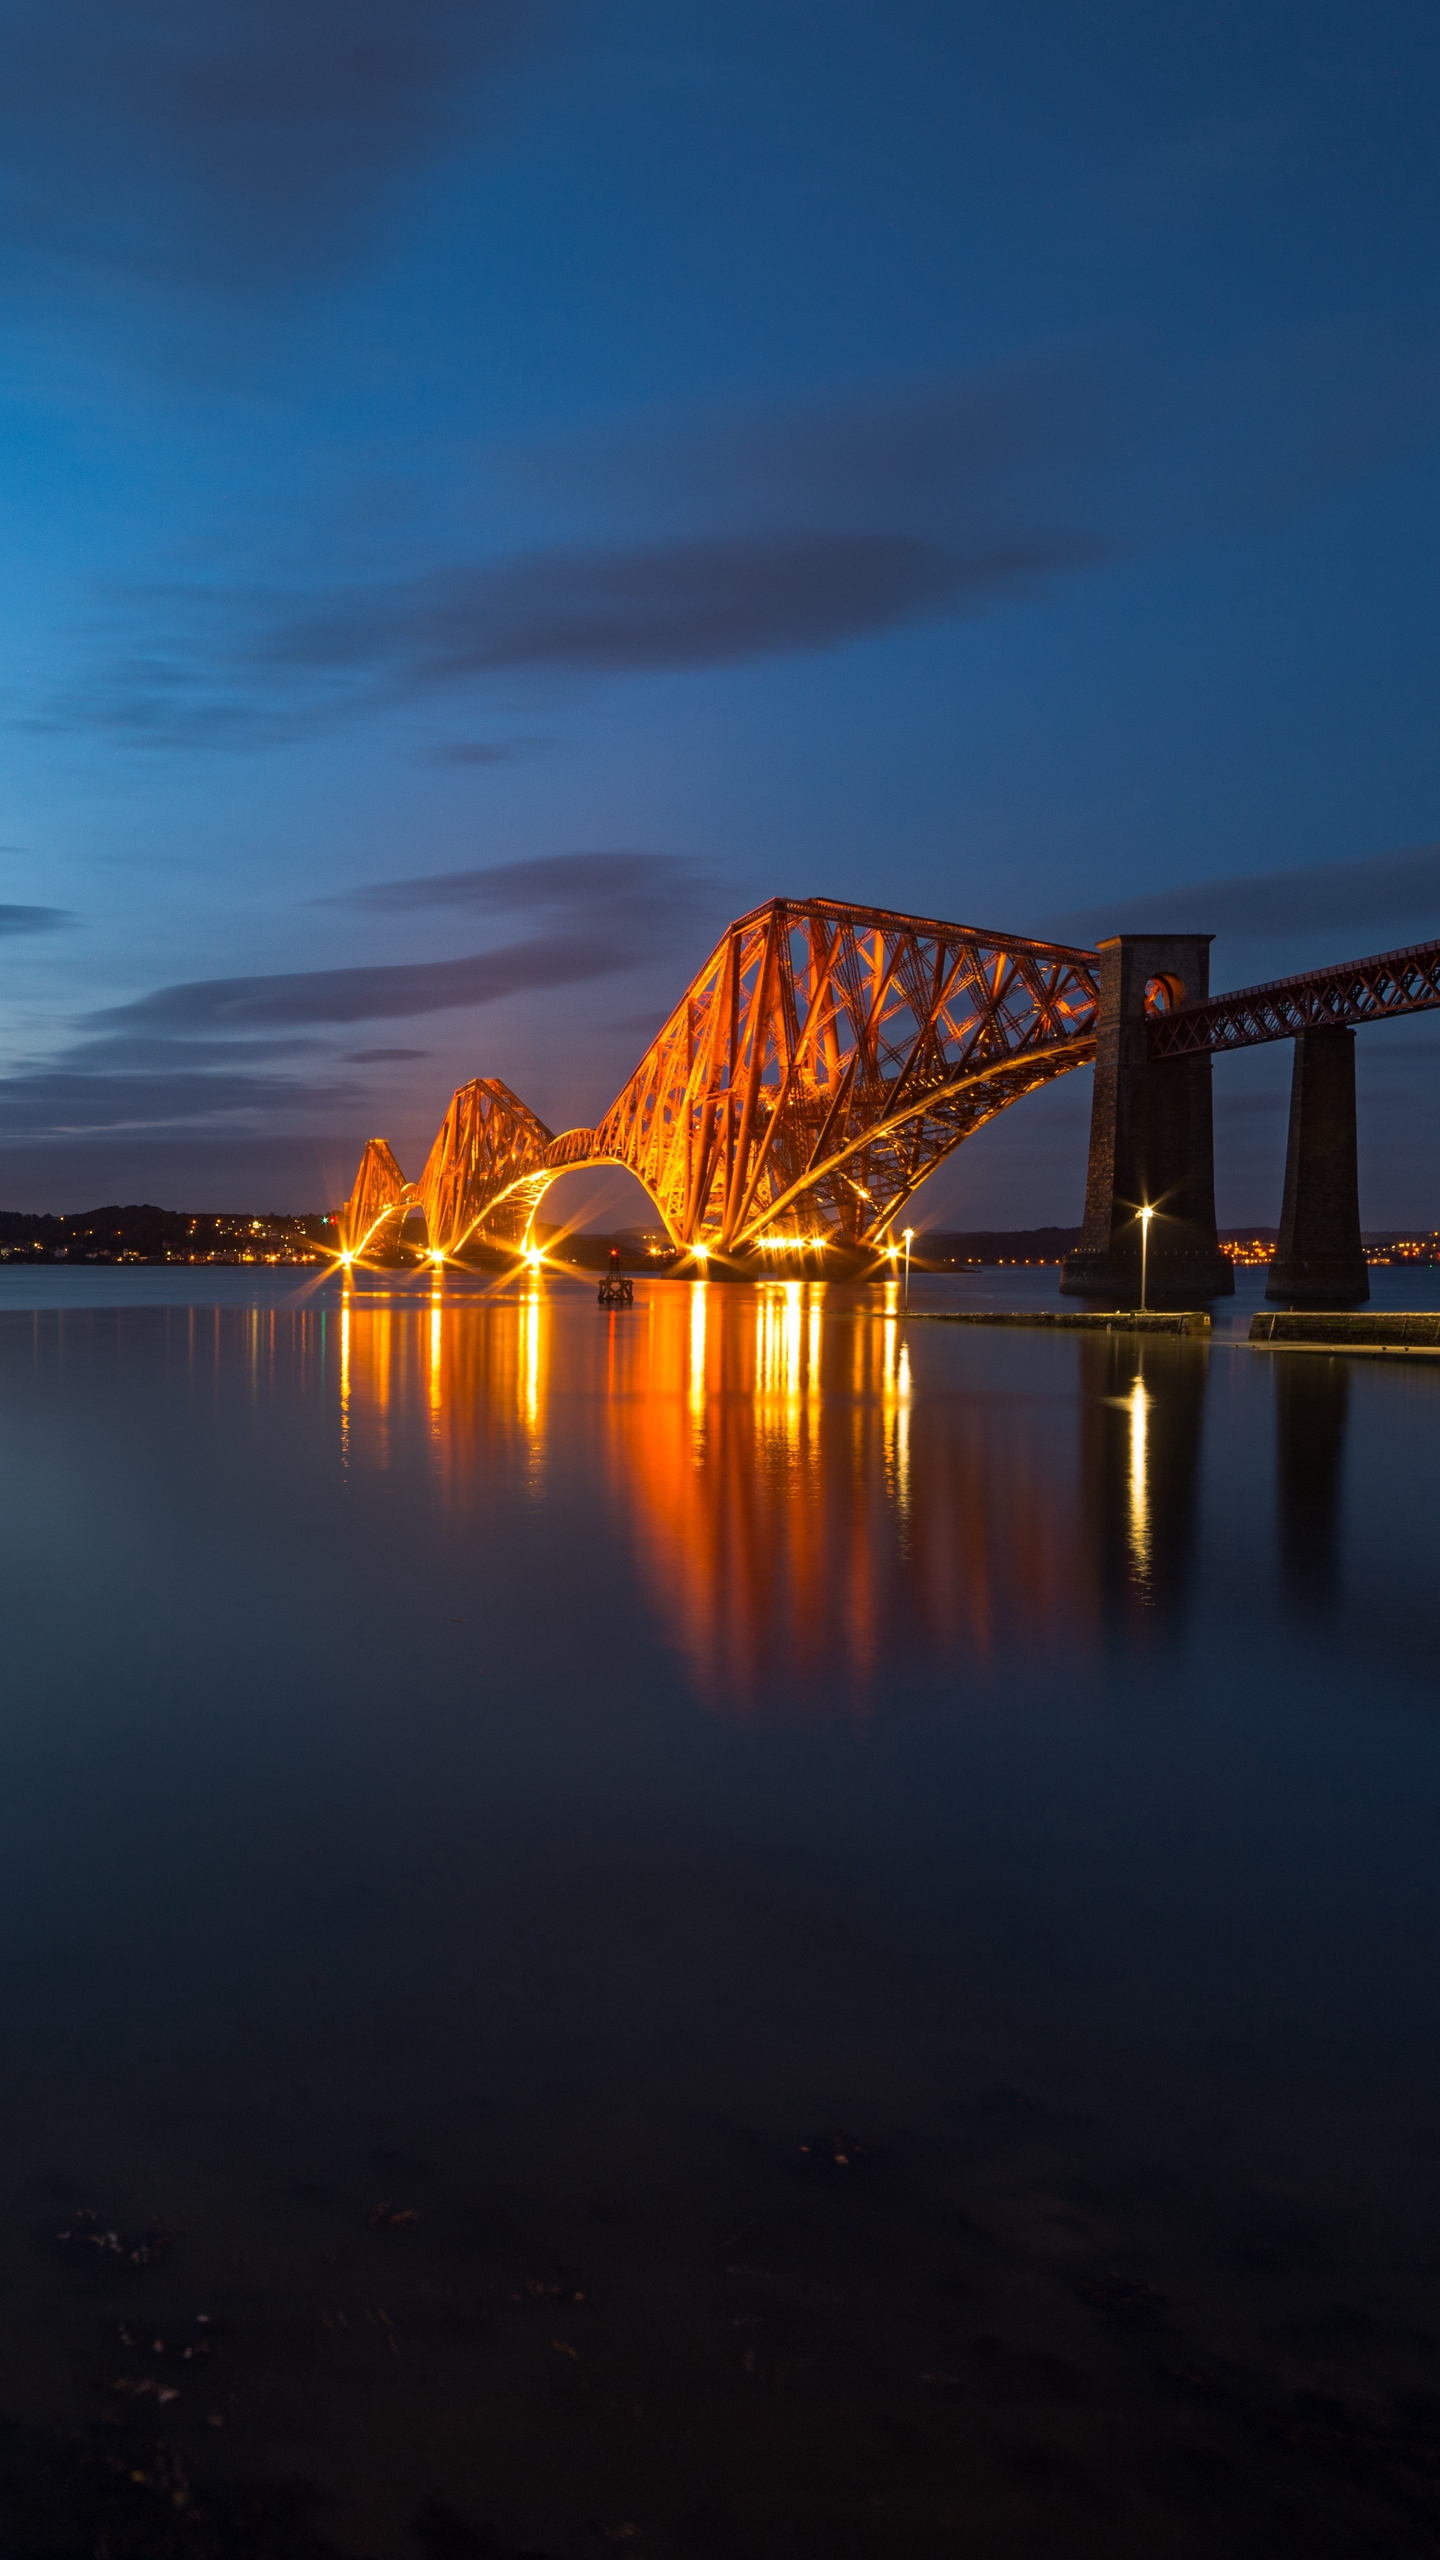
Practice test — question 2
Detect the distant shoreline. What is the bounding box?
[1,1207,1437,1270]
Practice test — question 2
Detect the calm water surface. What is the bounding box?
[1,1265,1439,2557]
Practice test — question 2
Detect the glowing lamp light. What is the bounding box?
[1138,1201,1155,1311]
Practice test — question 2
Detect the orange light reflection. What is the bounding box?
[327,1280,1103,1707]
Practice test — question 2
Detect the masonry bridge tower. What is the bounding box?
[1061,933,1232,1305]
[1061,928,1440,1307]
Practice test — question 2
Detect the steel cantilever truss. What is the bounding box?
[338,896,1100,1258]
[338,1137,415,1256]
[568,898,1099,1248]
[417,1077,556,1255]
[1149,936,1440,1058]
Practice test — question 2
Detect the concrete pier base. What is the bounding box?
[1061,933,1234,1306]
[1266,1027,1369,1306]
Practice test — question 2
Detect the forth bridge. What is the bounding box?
[337,894,1440,1310]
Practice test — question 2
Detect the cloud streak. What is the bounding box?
[0,1060,347,1140]
[521,353,1137,545]
[325,848,718,920]
[90,850,722,1038]
[261,530,1096,691]
[0,855,725,1152]
[0,0,543,297]
[44,315,1440,751]
[1046,841,1440,948]
[0,904,73,935]
[96,935,641,1036]
[55,361,1120,744]
[64,317,1440,752]
[68,527,1100,746]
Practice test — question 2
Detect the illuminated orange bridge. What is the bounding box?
[340,896,1440,1303]
[337,896,1102,1266]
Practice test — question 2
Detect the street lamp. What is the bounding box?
[1138,1203,1154,1311]
[902,1226,914,1313]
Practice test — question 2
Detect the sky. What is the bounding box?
[2,0,1440,1227]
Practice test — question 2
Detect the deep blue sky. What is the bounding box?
[2,0,1439,1225]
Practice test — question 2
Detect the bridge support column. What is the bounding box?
[1266,1027,1368,1305]
[1061,933,1233,1305]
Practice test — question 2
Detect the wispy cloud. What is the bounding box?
[64,528,1101,746]
[0,851,723,1173]
[0,1058,348,1141]
[1046,841,1440,948]
[325,848,720,924]
[261,530,1097,690]
[52,361,1122,744]
[50,315,1440,750]
[94,938,639,1036]
[0,903,73,935]
[521,353,1135,544]
[88,850,722,1037]
[0,0,546,298]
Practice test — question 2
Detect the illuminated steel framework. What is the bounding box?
[338,1136,414,1260]
[1148,936,1440,1058]
[417,1078,557,1256]
[339,896,1101,1260]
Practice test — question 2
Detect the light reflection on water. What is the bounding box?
[9,1269,1421,1706]
[0,1270,1438,2551]
[1126,1372,1151,1595]
[308,1267,1433,1694]
[325,1275,1113,1700]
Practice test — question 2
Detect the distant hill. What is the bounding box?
[920,1228,1080,1265]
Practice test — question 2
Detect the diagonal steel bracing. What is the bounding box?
[336,1138,415,1258]
[416,1078,556,1256]
[575,899,1098,1248]
[340,897,1100,1258]
[1148,936,1440,1058]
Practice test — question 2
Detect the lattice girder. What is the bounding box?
[1149,935,1440,1058]
[577,899,1099,1247]
[417,1078,556,1255]
[338,897,1100,1258]
[338,1138,415,1256]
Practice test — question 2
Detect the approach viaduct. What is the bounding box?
[337,896,1440,1308]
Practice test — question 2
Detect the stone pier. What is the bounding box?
[1061,932,1234,1306]
[1266,1026,1369,1306]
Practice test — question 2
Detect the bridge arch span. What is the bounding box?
[339,897,1100,1262]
